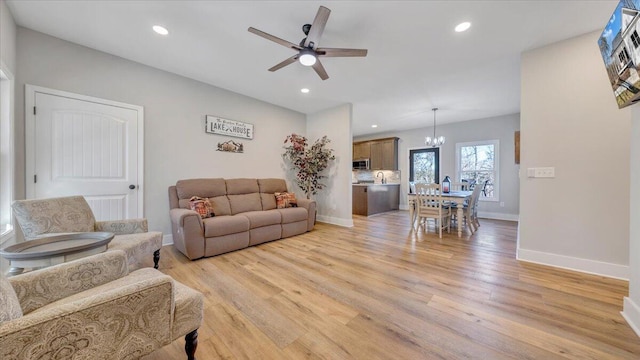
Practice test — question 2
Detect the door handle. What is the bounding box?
[129,184,136,190]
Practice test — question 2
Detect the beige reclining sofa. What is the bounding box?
[168,178,316,260]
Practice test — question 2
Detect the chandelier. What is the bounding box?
[425,107,445,147]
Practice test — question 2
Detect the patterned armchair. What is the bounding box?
[12,196,162,271]
[0,250,203,359]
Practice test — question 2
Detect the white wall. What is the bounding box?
[306,104,354,227]
[624,108,640,336]
[355,113,520,220]
[15,28,307,239]
[519,30,631,279]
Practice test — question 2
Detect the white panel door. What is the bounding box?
[32,92,141,220]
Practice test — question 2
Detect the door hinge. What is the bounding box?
[34,174,37,183]
[33,106,36,115]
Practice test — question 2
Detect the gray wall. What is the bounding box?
[307,104,353,226]
[0,0,16,74]
[520,30,631,278]
[15,27,307,239]
[355,113,520,219]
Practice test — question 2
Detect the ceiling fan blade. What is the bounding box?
[312,60,329,80]
[269,55,299,72]
[317,48,368,57]
[304,6,331,49]
[248,27,302,51]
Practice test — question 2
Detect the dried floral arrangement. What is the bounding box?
[282,133,336,199]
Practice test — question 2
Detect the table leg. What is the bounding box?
[409,199,416,230]
[457,204,464,237]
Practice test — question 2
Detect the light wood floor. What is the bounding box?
[150,211,640,359]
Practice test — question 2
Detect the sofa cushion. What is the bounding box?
[176,178,226,199]
[208,196,231,216]
[241,210,281,228]
[203,215,250,237]
[228,193,262,215]
[0,273,22,324]
[278,207,308,224]
[258,178,288,194]
[261,193,277,210]
[226,178,259,195]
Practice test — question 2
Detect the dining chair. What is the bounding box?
[415,183,451,238]
[451,181,471,191]
[451,184,483,233]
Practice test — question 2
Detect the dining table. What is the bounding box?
[407,190,473,237]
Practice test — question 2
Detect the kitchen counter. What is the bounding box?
[352,184,400,216]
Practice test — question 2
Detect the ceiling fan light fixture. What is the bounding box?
[152,25,169,35]
[299,51,317,66]
[455,22,471,32]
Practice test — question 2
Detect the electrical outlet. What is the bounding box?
[500,202,505,207]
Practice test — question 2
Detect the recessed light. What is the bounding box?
[153,25,169,35]
[301,88,310,93]
[455,22,471,32]
[371,124,378,128]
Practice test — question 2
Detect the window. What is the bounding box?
[619,47,631,65]
[409,147,440,190]
[0,66,14,243]
[456,140,499,201]
[632,31,640,49]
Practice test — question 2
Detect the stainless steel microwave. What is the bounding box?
[353,159,370,170]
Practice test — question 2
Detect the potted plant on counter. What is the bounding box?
[282,133,336,199]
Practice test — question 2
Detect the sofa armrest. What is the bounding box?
[9,250,129,315]
[169,208,205,260]
[95,218,148,234]
[297,198,316,231]
[1,274,174,358]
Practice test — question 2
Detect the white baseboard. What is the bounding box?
[478,211,519,222]
[517,248,629,280]
[162,234,173,246]
[316,215,354,227]
[623,297,640,338]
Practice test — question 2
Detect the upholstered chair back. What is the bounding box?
[12,196,96,239]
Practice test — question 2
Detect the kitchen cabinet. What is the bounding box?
[352,184,400,216]
[369,137,398,170]
[353,142,370,160]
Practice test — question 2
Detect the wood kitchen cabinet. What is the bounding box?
[352,184,400,216]
[353,142,370,160]
[369,137,398,170]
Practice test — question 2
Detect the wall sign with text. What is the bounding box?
[205,115,254,139]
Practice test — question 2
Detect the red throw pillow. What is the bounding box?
[275,192,297,209]
[189,196,213,218]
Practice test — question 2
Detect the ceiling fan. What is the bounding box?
[248,6,368,80]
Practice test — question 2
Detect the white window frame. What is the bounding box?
[455,139,499,202]
[0,62,15,244]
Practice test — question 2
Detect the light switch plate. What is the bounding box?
[527,167,555,178]
[535,167,555,178]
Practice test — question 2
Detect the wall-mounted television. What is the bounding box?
[598,0,640,108]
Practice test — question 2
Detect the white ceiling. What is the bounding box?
[6,0,617,136]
